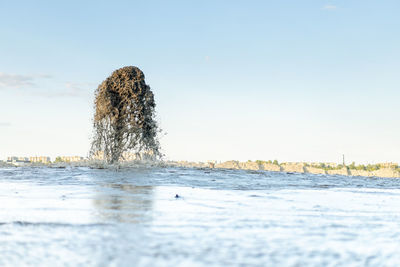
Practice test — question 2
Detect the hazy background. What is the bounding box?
[0,0,399,164]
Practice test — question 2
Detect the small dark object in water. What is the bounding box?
[175,194,180,198]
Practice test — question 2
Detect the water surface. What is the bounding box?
[1,167,400,266]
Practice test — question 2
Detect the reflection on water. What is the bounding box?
[93,184,154,223]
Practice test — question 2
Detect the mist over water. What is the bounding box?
[1,166,400,266]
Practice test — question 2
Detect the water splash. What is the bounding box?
[90,66,161,164]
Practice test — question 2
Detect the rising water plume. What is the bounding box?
[90,66,161,164]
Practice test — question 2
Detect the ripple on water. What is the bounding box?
[1,166,400,266]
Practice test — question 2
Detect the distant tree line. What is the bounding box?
[249,160,399,171]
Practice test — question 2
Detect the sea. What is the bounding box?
[1,166,400,266]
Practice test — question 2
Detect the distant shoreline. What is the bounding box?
[1,160,400,178]
[168,160,400,178]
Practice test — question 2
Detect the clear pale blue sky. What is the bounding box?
[0,0,399,163]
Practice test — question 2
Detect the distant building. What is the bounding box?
[7,156,29,163]
[30,156,51,163]
[7,156,30,166]
[7,157,16,162]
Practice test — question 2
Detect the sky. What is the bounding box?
[0,0,399,164]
